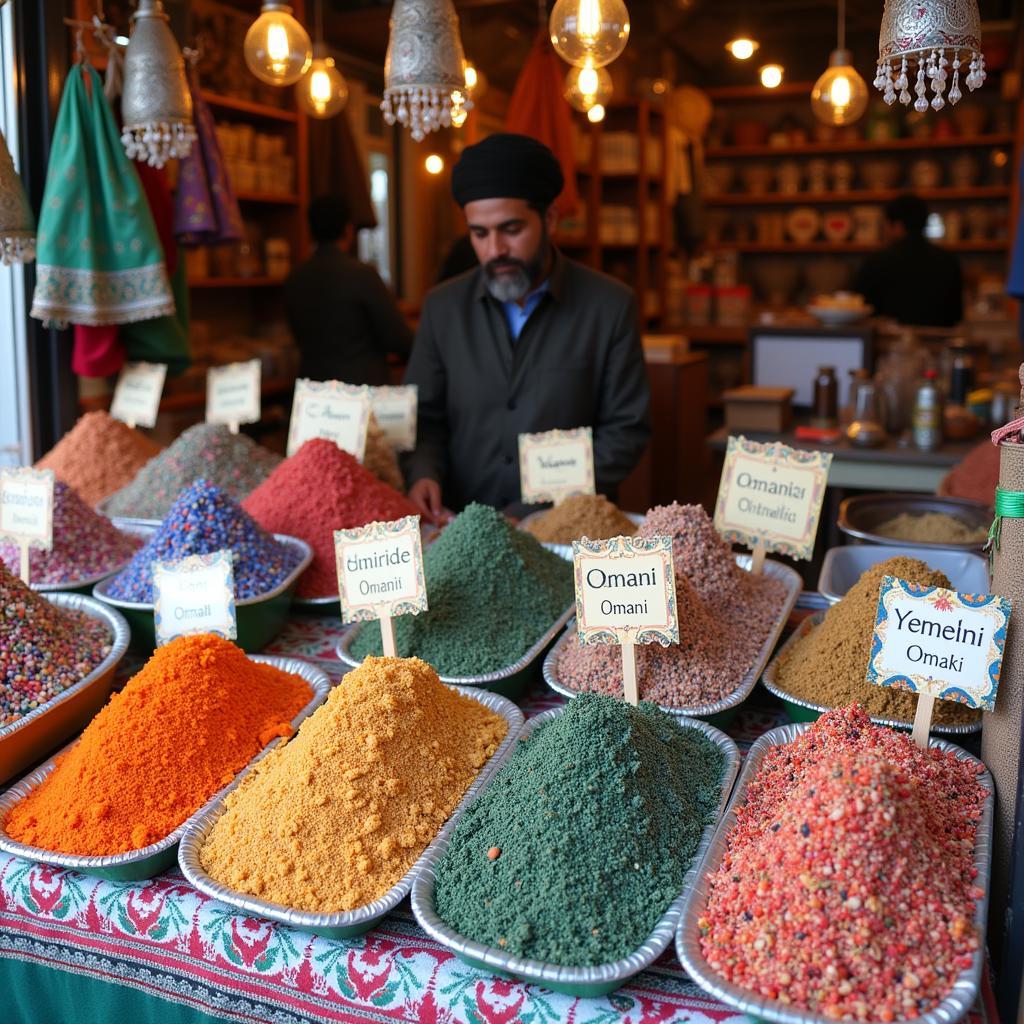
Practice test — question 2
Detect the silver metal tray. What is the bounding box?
[518,509,644,561]
[0,656,331,881]
[676,722,993,1024]
[543,555,802,720]
[337,604,575,697]
[411,707,741,998]
[98,502,161,530]
[837,493,991,553]
[179,687,525,939]
[762,611,983,735]
[13,539,144,594]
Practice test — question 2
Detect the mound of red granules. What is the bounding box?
[699,704,987,1021]
[242,439,418,599]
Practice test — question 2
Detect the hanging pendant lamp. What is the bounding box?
[874,0,985,110]
[381,0,469,142]
[121,0,197,167]
[0,130,34,266]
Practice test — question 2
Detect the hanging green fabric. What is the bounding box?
[120,256,191,374]
[30,62,174,328]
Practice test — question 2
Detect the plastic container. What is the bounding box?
[0,657,330,882]
[676,722,992,1024]
[818,544,989,603]
[410,708,740,998]
[179,687,524,939]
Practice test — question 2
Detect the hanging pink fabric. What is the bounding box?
[504,30,580,218]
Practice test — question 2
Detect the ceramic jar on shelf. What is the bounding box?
[831,159,854,192]
[910,158,942,189]
[807,159,829,193]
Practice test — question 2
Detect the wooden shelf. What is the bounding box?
[681,325,750,344]
[188,277,287,288]
[200,91,299,123]
[78,376,295,415]
[704,241,1008,254]
[706,186,1012,206]
[705,82,817,101]
[235,192,301,205]
[706,134,1014,158]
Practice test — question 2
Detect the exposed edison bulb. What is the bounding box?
[244,3,312,86]
[425,154,444,175]
[760,64,784,88]
[587,103,606,123]
[296,49,348,118]
[451,106,468,127]
[549,0,630,69]
[725,37,758,60]
[811,49,869,125]
[564,62,613,113]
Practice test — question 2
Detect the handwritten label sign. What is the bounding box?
[206,359,262,430]
[714,435,832,564]
[287,379,372,460]
[153,550,237,647]
[519,427,595,504]
[572,534,678,705]
[110,362,167,428]
[370,385,418,452]
[0,468,55,551]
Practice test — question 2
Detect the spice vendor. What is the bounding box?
[402,133,651,520]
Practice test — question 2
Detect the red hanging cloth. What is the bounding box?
[504,30,580,218]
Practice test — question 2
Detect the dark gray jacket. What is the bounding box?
[403,253,651,511]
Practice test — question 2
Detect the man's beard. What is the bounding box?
[483,236,548,303]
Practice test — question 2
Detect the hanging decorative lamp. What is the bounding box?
[874,0,985,110]
[244,2,312,86]
[810,0,869,126]
[564,61,613,113]
[381,0,469,142]
[296,0,348,118]
[0,130,34,266]
[121,0,197,167]
[549,0,630,68]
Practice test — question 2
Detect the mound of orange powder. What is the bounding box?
[4,634,311,856]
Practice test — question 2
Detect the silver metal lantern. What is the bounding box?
[874,0,986,111]
[381,0,469,142]
[121,0,197,166]
[0,130,34,266]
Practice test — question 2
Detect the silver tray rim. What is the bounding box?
[0,656,331,871]
[816,544,991,606]
[543,554,802,717]
[762,610,983,735]
[0,593,130,744]
[9,524,146,593]
[410,706,740,986]
[178,686,525,932]
[675,721,994,1024]
[91,531,313,609]
[517,509,645,561]
[336,604,576,686]
[836,493,991,553]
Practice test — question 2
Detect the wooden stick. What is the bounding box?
[751,537,766,575]
[912,692,934,749]
[228,421,240,435]
[18,542,29,585]
[380,614,397,658]
[622,638,638,706]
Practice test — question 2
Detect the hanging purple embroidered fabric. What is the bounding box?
[173,66,243,247]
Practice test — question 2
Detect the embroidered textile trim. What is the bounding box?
[30,262,175,327]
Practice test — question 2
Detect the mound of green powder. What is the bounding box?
[104,423,281,519]
[433,693,726,966]
[350,503,573,676]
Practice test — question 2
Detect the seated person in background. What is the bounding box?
[285,195,413,385]
[853,194,963,328]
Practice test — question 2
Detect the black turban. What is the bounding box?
[451,133,564,208]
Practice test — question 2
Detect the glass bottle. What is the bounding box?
[811,366,838,428]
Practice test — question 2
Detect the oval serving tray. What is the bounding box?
[517,509,645,561]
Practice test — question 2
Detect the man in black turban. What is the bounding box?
[403,132,651,519]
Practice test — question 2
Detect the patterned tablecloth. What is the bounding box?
[0,612,994,1024]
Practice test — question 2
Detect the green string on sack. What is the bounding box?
[987,486,1024,570]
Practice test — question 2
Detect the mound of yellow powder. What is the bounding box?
[198,656,508,912]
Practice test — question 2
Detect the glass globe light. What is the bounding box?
[725,37,758,60]
[296,48,348,118]
[463,61,487,100]
[811,49,869,125]
[760,64,784,88]
[244,2,312,86]
[549,0,630,69]
[587,103,606,123]
[425,154,445,175]
[451,105,468,127]
[564,62,613,113]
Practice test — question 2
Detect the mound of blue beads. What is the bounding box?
[105,479,302,603]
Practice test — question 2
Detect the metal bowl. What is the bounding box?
[337,605,575,700]
[179,687,525,939]
[676,722,993,1024]
[543,555,802,727]
[517,509,644,561]
[411,708,740,998]
[0,594,129,786]
[0,656,330,882]
[838,493,991,552]
[92,531,312,653]
[762,611,983,735]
